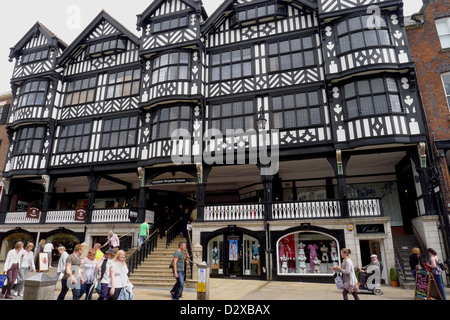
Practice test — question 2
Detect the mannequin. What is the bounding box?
[320,244,329,263]
[313,256,321,273]
[252,243,260,260]
[212,246,219,265]
[308,243,319,273]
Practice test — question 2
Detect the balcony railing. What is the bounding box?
[272,200,341,219]
[3,207,138,224]
[204,204,264,221]
[203,198,382,221]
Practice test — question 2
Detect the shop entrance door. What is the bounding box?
[226,235,242,277]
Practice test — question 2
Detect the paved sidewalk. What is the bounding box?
[1,262,448,300]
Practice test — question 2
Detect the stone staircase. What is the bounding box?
[128,234,191,288]
[393,234,423,289]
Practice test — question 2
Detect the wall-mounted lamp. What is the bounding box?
[336,149,343,175]
[256,107,267,130]
[418,142,426,168]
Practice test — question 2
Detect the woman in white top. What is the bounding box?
[1,241,24,299]
[15,243,36,296]
[97,249,115,300]
[80,249,97,300]
[109,250,130,300]
[331,248,360,300]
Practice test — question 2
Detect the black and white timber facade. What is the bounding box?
[0,0,445,284]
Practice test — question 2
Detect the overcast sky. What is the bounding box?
[0,0,424,94]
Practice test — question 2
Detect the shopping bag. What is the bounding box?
[0,273,7,289]
[333,272,344,290]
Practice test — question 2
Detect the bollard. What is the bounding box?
[24,273,58,300]
[197,261,210,300]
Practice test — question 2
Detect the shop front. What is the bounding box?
[201,226,266,279]
[271,225,345,282]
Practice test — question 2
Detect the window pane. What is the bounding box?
[340,35,351,52]
[297,109,308,127]
[283,95,295,109]
[390,95,402,112]
[373,95,388,114]
[365,30,378,46]
[351,32,365,49]
[386,78,398,92]
[280,54,291,70]
[360,97,374,115]
[222,65,231,80]
[292,53,303,68]
[272,97,282,110]
[310,107,321,125]
[284,110,296,128]
[347,99,358,118]
[357,80,371,95]
[371,78,384,93]
[349,17,362,31]
[308,92,319,105]
[232,63,242,78]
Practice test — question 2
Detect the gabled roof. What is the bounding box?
[201,0,318,34]
[58,10,140,66]
[136,0,208,30]
[9,22,67,61]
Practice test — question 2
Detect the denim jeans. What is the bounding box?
[138,236,146,251]
[57,279,80,300]
[171,271,185,300]
[434,274,447,300]
[80,282,94,300]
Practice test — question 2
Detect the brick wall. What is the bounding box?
[0,93,12,176]
[406,0,450,210]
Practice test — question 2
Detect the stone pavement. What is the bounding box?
[1,262,449,301]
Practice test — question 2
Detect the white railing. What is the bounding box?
[204,204,264,221]
[91,208,131,223]
[45,210,84,223]
[5,211,40,224]
[272,201,341,219]
[347,199,382,217]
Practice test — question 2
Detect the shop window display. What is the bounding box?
[277,232,339,275]
[207,236,224,275]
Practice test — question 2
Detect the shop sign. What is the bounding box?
[26,207,40,220]
[356,224,385,234]
[146,178,197,186]
[75,208,87,222]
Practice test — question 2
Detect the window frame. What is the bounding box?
[152,14,189,34]
[267,36,316,73]
[151,105,192,141]
[441,72,450,111]
[57,122,92,154]
[64,76,97,107]
[210,47,253,82]
[106,68,141,100]
[16,80,48,109]
[87,37,128,58]
[231,2,287,27]
[208,99,256,133]
[14,126,46,155]
[100,115,139,149]
[435,17,450,49]
[151,51,190,85]
[336,13,392,55]
[343,76,403,120]
[22,48,50,65]
[270,90,323,130]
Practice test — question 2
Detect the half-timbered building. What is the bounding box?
[0,0,445,285]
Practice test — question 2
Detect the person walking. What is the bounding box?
[15,243,36,297]
[171,241,189,300]
[80,249,97,300]
[102,231,120,253]
[426,248,447,300]
[57,244,84,300]
[0,241,24,299]
[43,240,54,268]
[332,248,360,300]
[55,246,69,280]
[93,243,104,261]
[96,248,116,300]
[138,219,150,251]
[109,250,130,300]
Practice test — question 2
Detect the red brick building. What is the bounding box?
[406,0,450,266]
[0,93,12,206]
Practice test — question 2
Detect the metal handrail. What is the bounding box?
[127,228,159,275]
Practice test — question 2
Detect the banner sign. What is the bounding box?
[75,208,87,222]
[146,178,197,186]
